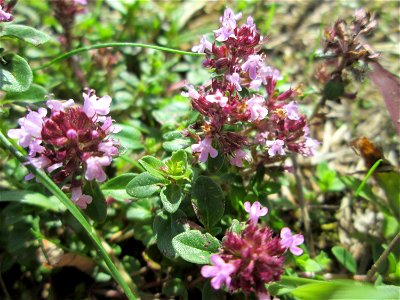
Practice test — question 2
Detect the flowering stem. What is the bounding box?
[0,130,139,300]
[33,42,204,71]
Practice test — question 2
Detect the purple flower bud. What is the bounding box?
[67,129,78,140]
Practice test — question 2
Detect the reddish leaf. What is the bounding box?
[369,61,400,135]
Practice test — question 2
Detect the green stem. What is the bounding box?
[281,275,324,286]
[33,42,204,71]
[355,159,382,197]
[0,131,138,300]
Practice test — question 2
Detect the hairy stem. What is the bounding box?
[33,42,204,71]
[0,131,138,300]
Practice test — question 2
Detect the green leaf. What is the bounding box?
[114,124,143,151]
[172,230,220,264]
[83,181,107,223]
[291,280,400,300]
[163,139,191,152]
[165,150,190,180]
[160,185,183,213]
[153,210,186,259]
[126,172,168,198]
[323,79,345,100]
[332,246,357,274]
[126,199,153,222]
[101,173,136,201]
[4,84,47,103]
[0,24,51,46]
[139,156,168,179]
[0,190,65,212]
[0,54,33,93]
[191,176,225,230]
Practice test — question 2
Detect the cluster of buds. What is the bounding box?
[0,0,16,22]
[201,201,304,299]
[183,7,318,167]
[8,89,120,209]
[317,9,379,84]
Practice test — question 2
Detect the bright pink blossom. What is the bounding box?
[85,156,112,182]
[280,227,304,256]
[244,201,268,223]
[191,137,218,163]
[71,186,92,209]
[201,254,237,290]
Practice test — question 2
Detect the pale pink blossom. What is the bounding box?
[85,156,112,182]
[46,99,75,112]
[246,96,268,121]
[29,156,51,169]
[28,140,45,156]
[227,72,242,91]
[266,139,285,157]
[192,35,212,53]
[181,85,201,100]
[283,102,300,120]
[280,227,304,256]
[229,149,249,167]
[242,55,263,80]
[191,137,218,163]
[205,90,228,107]
[300,137,319,157]
[83,91,112,119]
[201,254,237,290]
[244,201,268,223]
[101,117,121,135]
[47,163,63,173]
[71,187,93,209]
[0,5,12,22]
[99,141,119,156]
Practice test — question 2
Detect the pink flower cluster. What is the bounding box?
[8,89,120,209]
[184,7,318,166]
[201,201,304,299]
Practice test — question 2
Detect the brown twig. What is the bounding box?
[291,154,315,257]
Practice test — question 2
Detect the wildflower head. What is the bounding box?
[8,89,120,208]
[201,201,304,298]
[0,0,15,22]
[184,7,318,166]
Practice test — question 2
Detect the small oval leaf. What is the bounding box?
[160,185,183,213]
[126,172,168,198]
[172,230,220,264]
[0,54,33,93]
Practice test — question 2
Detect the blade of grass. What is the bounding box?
[33,42,204,71]
[354,159,382,197]
[0,130,138,300]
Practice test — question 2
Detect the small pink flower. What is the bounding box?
[192,35,212,53]
[101,117,121,134]
[205,90,228,108]
[85,156,112,182]
[246,96,268,121]
[301,137,319,156]
[280,227,304,256]
[29,156,51,169]
[283,102,300,120]
[229,149,249,167]
[242,55,263,80]
[181,85,201,100]
[266,139,285,157]
[201,254,237,290]
[227,73,242,91]
[99,141,119,156]
[191,137,218,163]
[28,140,45,156]
[71,187,93,209]
[244,201,268,223]
[83,91,112,119]
[46,99,75,112]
